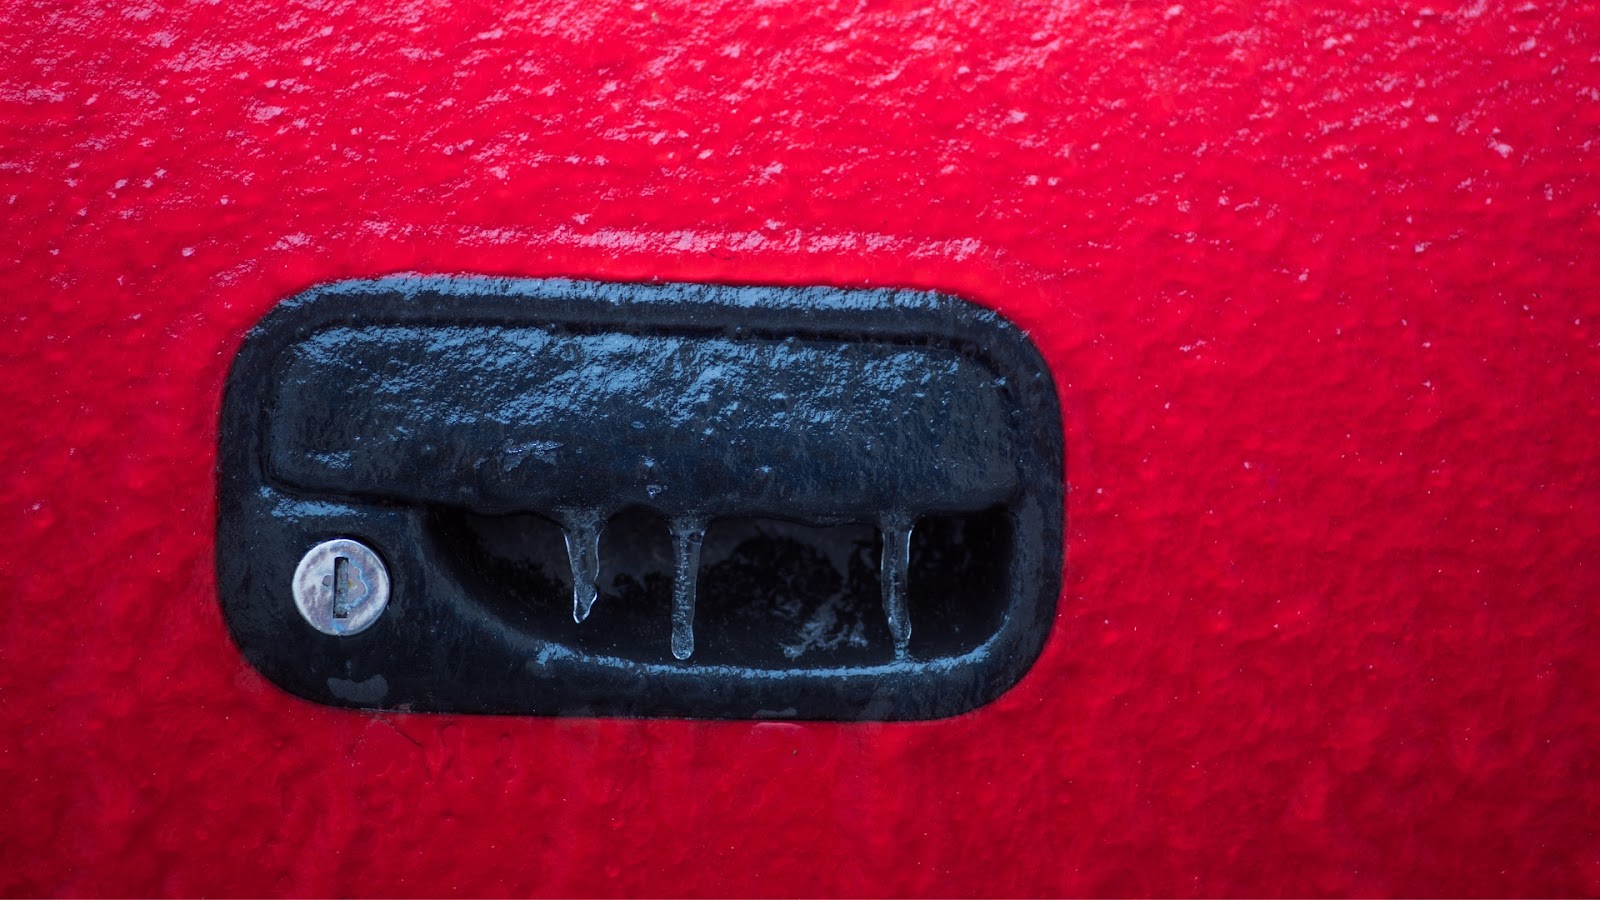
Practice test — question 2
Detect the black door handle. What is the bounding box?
[217,277,1063,719]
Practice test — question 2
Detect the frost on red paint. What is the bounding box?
[1,0,1598,895]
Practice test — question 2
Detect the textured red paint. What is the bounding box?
[3,0,1599,895]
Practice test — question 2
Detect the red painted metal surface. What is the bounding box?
[3,0,1599,895]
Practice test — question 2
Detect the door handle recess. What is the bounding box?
[216,277,1063,719]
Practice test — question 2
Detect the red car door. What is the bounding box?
[3,0,1597,894]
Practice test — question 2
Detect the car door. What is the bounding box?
[3,0,1597,894]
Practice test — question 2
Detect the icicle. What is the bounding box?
[881,513,913,657]
[669,518,706,661]
[560,509,603,623]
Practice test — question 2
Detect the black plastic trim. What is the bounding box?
[215,276,1064,719]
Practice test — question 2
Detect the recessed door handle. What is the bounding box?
[217,277,1063,719]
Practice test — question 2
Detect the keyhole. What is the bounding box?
[331,555,351,619]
